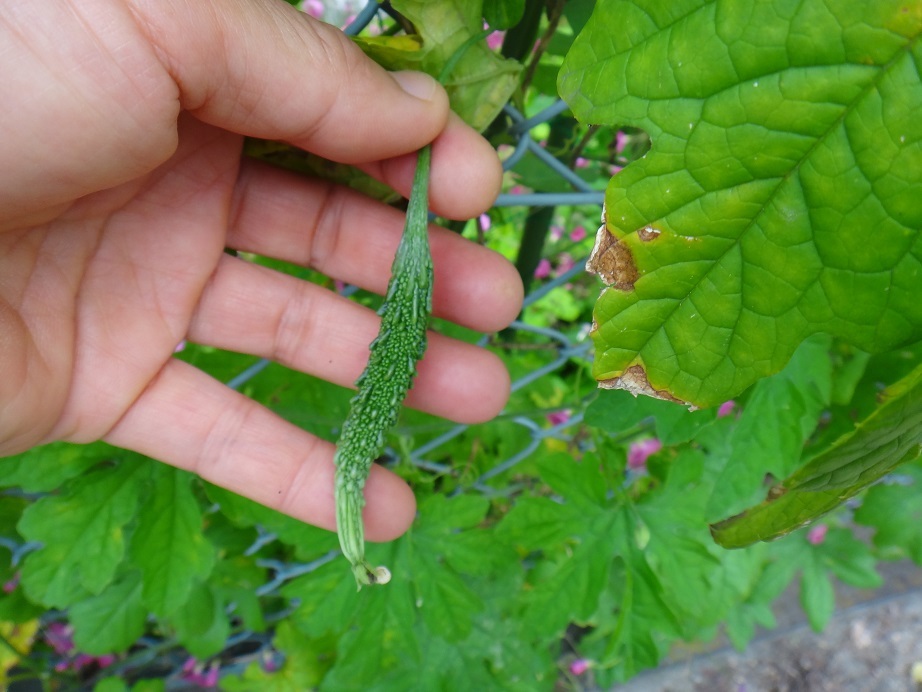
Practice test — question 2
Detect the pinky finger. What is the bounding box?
[103,359,416,541]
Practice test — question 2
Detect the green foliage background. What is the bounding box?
[0,1,919,690]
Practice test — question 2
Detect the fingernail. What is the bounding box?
[391,70,439,101]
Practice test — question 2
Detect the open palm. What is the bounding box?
[0,0,522,540]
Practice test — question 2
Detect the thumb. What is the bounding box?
[131,0,450,164]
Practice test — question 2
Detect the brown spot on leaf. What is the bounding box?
[585,224,638,290]
[599,364,695,409]
[637,225,661,242]
[767,484,788,500]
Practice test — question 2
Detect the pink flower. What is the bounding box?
[302,0,324,19]
[261,650,281,673]
[569,226,587,243]
[550,224,565,241]
[46,624,116,674]
[546,410,571,426]
[615,130,627,153]
[570,658,590,675]
[478,213,491,232]
[609,164,624,176]
[486,31,505,50]
[534,258,552,279]
[45,623,74,656]
[575,156,589,169]
[627,438,662,470]
[556,253,575,275]
[3,572,19,593]
[807,524,828,545]
[181,658,220,688]
[717,400,737,418]
[202,663,220,688]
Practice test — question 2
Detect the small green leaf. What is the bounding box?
[800,558,835,632]
[18,459,149,607]
[522,531,614,638]
[204,483,338,560]
[590,552,682,684]
[536,452,608,507]
[723,555,790,650]
[0,442,109,491]
[283,494,503,687]
[356,0,522,130]
[711,359,922,547]
[585,388,716,444]
[283,563,361,640]
[497,495,584,550]
[854,461,922,563]
[483,0,525,30]
[560,0,922,407]
[93,679,128,692]
[170,582,230,659]
[706,335,833,520]
[220,621,330,691]
[210,556,268,633]
[129,466,215,617]
[818,529,882,590]
[70,571,146,655]
[320,573,420,690]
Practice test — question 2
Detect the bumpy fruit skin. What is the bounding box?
[334,145,433,588]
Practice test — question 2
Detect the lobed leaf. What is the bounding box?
[560,0,922,407]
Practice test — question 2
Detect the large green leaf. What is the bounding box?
[497,452,706,677]
[559,0,922,407]
[281,494,505,688]
[711,359,922,547]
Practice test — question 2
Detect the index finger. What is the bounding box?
[129,0,451,163]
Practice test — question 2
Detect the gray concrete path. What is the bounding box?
[613,561,922,692]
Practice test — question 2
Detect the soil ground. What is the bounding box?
[613,560,922,692]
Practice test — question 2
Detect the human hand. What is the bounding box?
[0,1,523,540]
